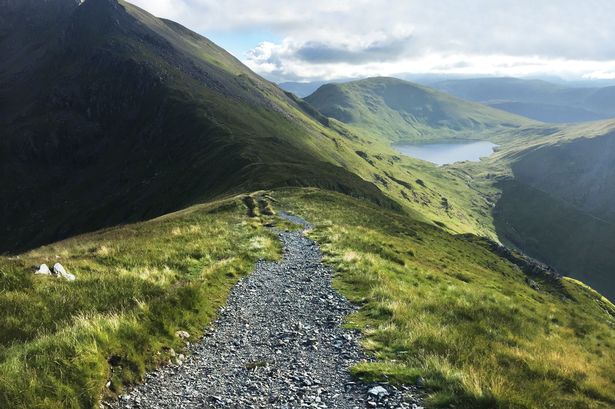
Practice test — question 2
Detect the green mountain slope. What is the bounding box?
[305,77,534,143]
[280,189,615,409]
[302,74,615,300]
[0,0,517,255]
[0,193,283,408]
[1,2,613,407]
[0,0,395,252]
[460,120,615,300]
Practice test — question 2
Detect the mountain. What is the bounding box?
[585,86,615,116]
[2,2,614,408]
[1,0,529,253]
[305,77,534,142]
[488,101,605,123]
[463,120,615,300]
[432,77,615,123]
[0,0,397,252]
[303,75,615,299]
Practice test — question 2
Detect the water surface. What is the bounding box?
[394,140,497,165]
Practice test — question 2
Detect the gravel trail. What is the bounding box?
[112,213,422,408]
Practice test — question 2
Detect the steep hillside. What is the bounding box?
[0,0,396,252]
[460,120,615,300]
[433,78,614,123]
[305,77,534,143]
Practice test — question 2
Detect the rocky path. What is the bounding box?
[112,213,422,408]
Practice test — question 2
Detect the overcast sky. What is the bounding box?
[130,0,615,83]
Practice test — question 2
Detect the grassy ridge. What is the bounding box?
[305,77,534,143]
[1,188,613,408]
[0,195,280,408]
[277,188,615,409]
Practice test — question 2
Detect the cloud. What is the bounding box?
[294,33,415,64]
[129,0,615,81]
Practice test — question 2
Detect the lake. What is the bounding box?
[393,140,497,165]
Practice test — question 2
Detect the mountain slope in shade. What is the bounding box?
[0,0,395,252]
[305,77,534,142]
[464,120,615,300]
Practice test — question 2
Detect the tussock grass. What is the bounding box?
[0,195,280,408]
[278,188,615,409]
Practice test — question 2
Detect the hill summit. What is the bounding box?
[305,77,533,142]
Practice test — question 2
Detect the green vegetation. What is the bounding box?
[277,188,615,409]
[2,186,614,408]
[305,77,534,143]
[454,120,615,300]
[3,1,615,408]
[298,71,615,301]
[0,194,281,408]
[1,2,528,257]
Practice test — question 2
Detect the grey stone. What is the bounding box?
[35,264,52,276]
[368,386,389,398]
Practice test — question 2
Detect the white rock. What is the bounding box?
[175,330,190,340]
[35,264,51,275]
[368,385,389,398]
[53,263,76,281]
[53,263,67,275]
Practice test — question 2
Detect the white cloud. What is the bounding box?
[129,0,615,81]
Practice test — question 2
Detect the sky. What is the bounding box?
[130,0,615,83]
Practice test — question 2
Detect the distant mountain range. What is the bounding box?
[281,77,615,124]
[431,77,615,123]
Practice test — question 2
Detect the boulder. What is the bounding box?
[53,263,76,281]
[368,385,389,398]
[35,264,52,275]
